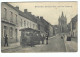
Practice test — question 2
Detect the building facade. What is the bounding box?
[17,9,38,41]
[69,15,78,38]
[1,2,53,46]
[1,3,19,46]
[48,24,53,37]
[53,25,59,35]
[1,2,38,46]
[36,16,49,36]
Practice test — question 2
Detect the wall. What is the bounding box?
[1,3,19,46]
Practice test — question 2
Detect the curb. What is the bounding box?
[1,45,21,52]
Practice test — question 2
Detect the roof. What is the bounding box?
[3,2,18,12]
[19,11,37,23]
[3,2,37,23]
[71,15,78,22]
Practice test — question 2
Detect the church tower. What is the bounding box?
[58,12,67,33]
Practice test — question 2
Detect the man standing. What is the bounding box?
[46,32,49,44]
[41,34,45,44]
[4,34,8,47]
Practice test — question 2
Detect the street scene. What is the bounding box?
[1,2,78,52]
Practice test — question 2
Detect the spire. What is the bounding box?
[61,11,64,18]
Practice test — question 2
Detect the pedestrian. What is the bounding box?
[61,36,63,39]
[46,32,49,44]
[42,34,45,44]
[4,34,8,47]
[37,33,41,44]
[61,34,64,39]
[67,34,71,41]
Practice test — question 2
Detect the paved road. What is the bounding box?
[2,35,66,53]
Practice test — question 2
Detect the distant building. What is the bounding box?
[49,24,53,37]
[36,16,50,36]
[58,12,68,33]
[67,23,71,32]
[53,25,59,35]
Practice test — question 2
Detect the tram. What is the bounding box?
[19,28,41,47]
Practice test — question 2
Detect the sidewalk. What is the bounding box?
[1,42,20,51]
[63,35,78,52]
[1,36,54,50]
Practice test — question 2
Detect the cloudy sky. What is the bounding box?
[9,2,77,25]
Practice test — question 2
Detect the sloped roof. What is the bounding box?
[3,2,18,12]
[71,15,77,22]
[3,2,37,23]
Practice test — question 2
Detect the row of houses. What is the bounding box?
[1,2,53,46]
[67,15,78,38]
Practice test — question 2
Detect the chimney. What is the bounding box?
[36,16,39,19]
[24,9,27,13]
[15,6,19,10]
[40,16,43,19]
[28,12,31,15]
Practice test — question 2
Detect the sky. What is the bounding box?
[9,2,78,25]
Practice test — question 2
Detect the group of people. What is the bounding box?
[30,32,49,47]
[41,32,49,45]
[3,32,49,47]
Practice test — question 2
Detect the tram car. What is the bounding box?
[19,28,41,47]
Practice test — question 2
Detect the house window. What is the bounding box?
[4,8,7,19]
[10,11,13,22]
[15,14,17,24]
[28,22,30,28]
[24,21,26,27]
[21,19,22,27]
[33,24,35,29]
[4,26,7,37]
[26,21,27,27]
[15,29,18,42]
[27,21,29,28]
[10,27,13,38]
[30,22,31,28]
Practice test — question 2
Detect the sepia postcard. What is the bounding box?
[1,1,78,53]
